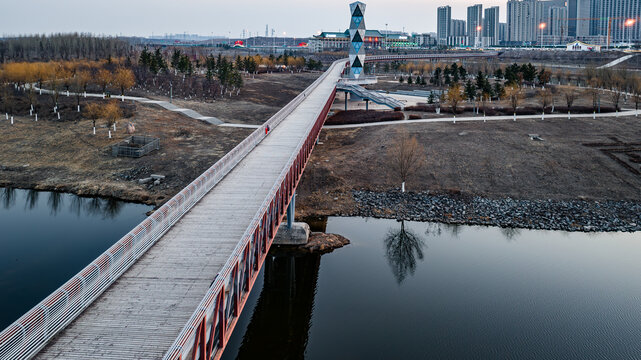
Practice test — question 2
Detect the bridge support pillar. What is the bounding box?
[345,91,348,111]
[275,194,310,245]
[287,193,296,229]
[365,99,369,111]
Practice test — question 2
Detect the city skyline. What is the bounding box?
[1,0,507,38]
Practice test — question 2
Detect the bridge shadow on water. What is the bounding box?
[230,249,321,360]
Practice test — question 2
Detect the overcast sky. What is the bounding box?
[1,0,507,38]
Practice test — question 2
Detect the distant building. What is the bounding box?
[549,6,568,38]
[566,40,602,51]
[507,0,537,44]
[312,30,416,51]
[413,33,437,47]
[467,4,483,47]
[567,0,591,38]
[483,6,500,46]
[437,6,452,45]
[499,22,508,43]
[592,0,641,43]
[452,19,467,37]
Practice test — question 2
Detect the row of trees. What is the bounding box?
[0,34,132,63]
[0,60,135,116]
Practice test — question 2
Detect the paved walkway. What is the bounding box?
[32,86,223,125]
[598,54,637,69]
[324,109,641,129]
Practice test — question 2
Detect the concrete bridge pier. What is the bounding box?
[275,193,310,245]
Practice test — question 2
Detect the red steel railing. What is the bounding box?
[162,66,340,360]
[0,58,345,360]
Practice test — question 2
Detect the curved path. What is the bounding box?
[32,86,224,125]
[324,109,641,129]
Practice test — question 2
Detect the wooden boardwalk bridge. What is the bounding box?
[0,51,500,360]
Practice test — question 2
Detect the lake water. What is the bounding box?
[222,217,641,360]
[0,188,152,330]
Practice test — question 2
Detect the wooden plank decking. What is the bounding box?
[34,65,342,359]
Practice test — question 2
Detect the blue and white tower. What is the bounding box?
[349,2,366,79]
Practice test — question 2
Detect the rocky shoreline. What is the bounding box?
[346,190,641,233]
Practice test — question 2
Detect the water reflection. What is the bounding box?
[25,189,39,210]
[233,250,320,359]
[0,187,127,219]
[0,187,152,330]
[1,187,16,209]
[501,227,521,241]
[384,220,426,284]
[48,191,63,215]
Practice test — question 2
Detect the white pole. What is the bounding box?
[84,92,87,98]
[35,114,38,121]
[121,95,124,102]
[401,182,405,193]
[568,111,570,119]
[66,90,69,97]
[10,116,13,124]
[57,112,60,120]
[77,105,80,112]
[513,113,516,121]
[108,130,112,139]
[93,127,96,135]
[4,113,7,120]
[30,109,32,116]
[593,111,596,119]
[113,123,116,131]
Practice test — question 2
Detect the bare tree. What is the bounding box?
[505,84,522,116]
[388,129,425,193]
[630,75,641,116]
[537,88,552,115]
[561,86,577,113]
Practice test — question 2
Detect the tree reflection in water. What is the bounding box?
[47,192,63,215]
[25,189,39,210]
[385,220,426,284]
[102,198,124,219]
[1,187,16,209]
[500,227,521,242]
[0,187,127,219]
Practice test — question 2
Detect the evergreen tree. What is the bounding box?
[476,71,486,90]
[465,79,476,100]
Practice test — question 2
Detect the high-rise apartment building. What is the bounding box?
[549,6,568,37]
[592,0,641,42]
[507,0,537,43]
[437,5,452,45]
[467,4,483,46]
[483,6,500,46]
[452,19,467,37]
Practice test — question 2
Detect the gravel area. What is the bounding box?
[349,190,641,232]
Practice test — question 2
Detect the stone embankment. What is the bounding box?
[350,190,641,232]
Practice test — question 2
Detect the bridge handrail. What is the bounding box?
[364,51,499,62]
[162,58,345,360]
[0,58,343,360]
